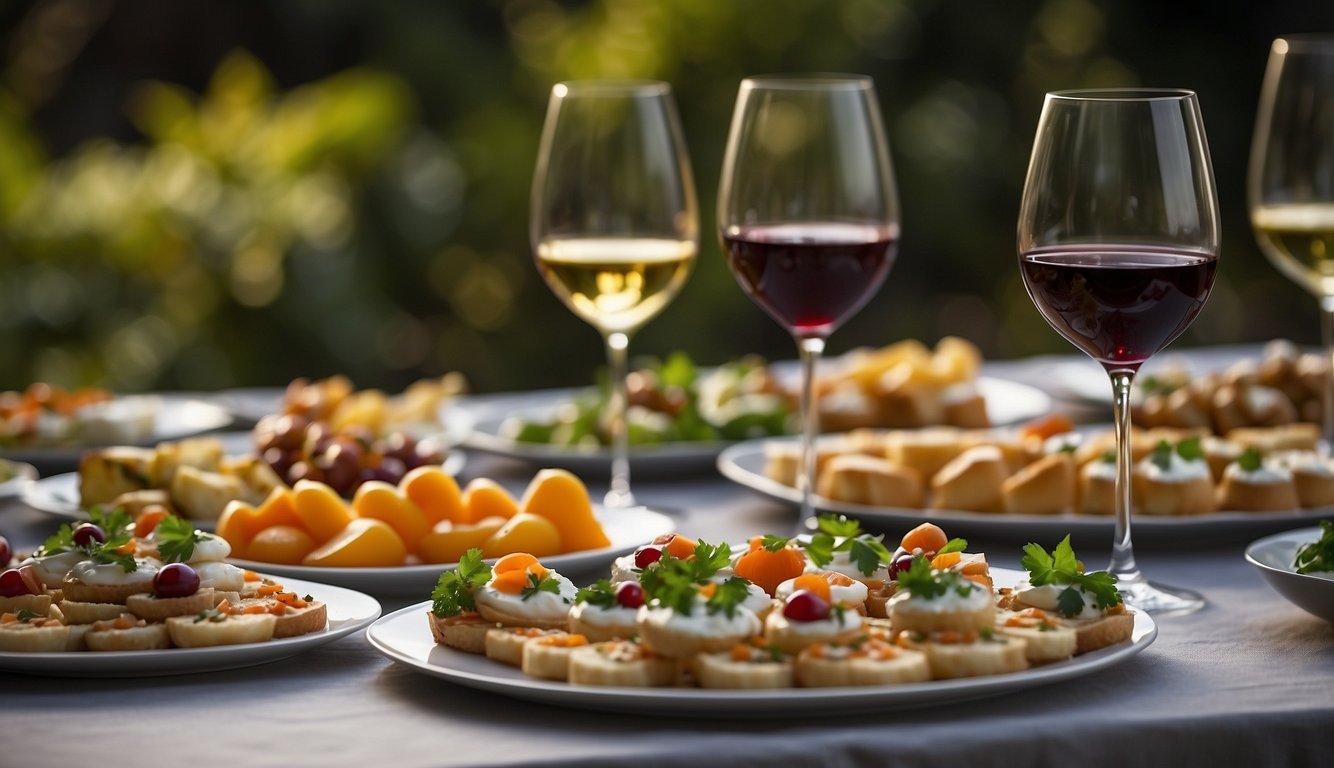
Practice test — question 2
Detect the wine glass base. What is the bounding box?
[1119,580,1205,616]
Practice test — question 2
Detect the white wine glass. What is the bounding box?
[531,81,698,508]
[718,75,900,523]
[1019,90,1219,615]
[1249,36,1334,447]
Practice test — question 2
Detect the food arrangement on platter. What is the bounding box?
[217,466,610,568]
[422,515,1132,689]
[499,338,997,450]
[253,374,464,496]
[0,384,161,448]
[761,416,1333,516]
[1133,340,1328,432]
[0,508,328,652]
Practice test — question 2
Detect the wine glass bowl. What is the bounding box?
[1249,36,1334,445]
[1018,89,1220,615]
[718,75,899,521]
[531,80,698,508]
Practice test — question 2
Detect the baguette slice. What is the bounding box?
[85,621,171,651]
[994,609,1077,663]
[567,641,680,687]
[127,588,218,622]
[909,634,1028,679]
[166,612,276,648]
[0,620,71,652]
[694,646,794,689]
[427,611,495,654]
[485,627,565,667]
[795,637,930,687]
[520,634,588,681]
[1071,610,1135,654]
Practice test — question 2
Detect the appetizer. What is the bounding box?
[422,516,1135,690]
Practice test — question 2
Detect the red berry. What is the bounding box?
[782,589,830,622]
[153,563,201,599]
[614,581,644,609]
[0,535,11,567]
[72,524,106,548]
[0,567,39,597]
[633,546,663,569]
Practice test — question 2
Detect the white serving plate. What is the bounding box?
[0,395,233,472]
[19,447,466,533]
[1246,527,1334,623]
[458,376,1051,477]
[366,567,1155,717]
[0,459,39,499]
[228,504,675,595]
[0,575,381,677]
[717,437,1334,543]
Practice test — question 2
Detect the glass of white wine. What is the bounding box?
[531,81,698,507]
[1250,36,1334,446]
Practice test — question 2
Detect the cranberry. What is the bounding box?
[153,563,201,599]
[887,552,917,580]
[633,545,663,569]
[783,590,830,622]
[0,535,10,567]
[614,581,644,609]
[0,567,40,597]
[72,523,106,548]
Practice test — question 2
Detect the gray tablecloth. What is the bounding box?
[3,420,1333,767]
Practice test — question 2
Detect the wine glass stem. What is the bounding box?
[603,330,635,508]
[795,335,827,522]
[1321,298,1334,453]
[1108,368,1144,587]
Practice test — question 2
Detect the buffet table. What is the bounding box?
[3,357,1333,768]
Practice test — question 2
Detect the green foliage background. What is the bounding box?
[0,0,1329,394]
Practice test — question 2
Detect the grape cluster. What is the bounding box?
[254,413,445,497]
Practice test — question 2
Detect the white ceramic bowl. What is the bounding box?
[1245,526,1334,624]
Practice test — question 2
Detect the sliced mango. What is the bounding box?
[352,481,430,554]
[462,478,519,524]
[417,517,506,564]
[215,501,262,558]
[254,486,303,531]
[302,518,407,567]
[517,468,610,553]
[400,466,465,525]
[246,525,318,565]
[480,513,561,559]
[293,480,356,544]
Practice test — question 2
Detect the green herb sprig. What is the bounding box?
[1295,520,1334,575]
[521,571,564,602]
[894,556,978,600]
[155,515,210,563]
[1020,535,1122,617]
[430,549,492,618]
[575,578,618,608]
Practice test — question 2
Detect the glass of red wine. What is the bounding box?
[1018,89,1220,615]
[718,75,900,522]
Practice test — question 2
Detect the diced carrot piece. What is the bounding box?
[114,540,137,556]
[790,573,833,603]
[731,644,751,662]
[900,523,949,555]
[268,603,288,616]
[698,582,717,599]
[733,545,806,596]
[663,534,697,560]
[492,553,539,574]
[930,551,961,570]
[489,569,530,595]
[243,571,262,582]
[134,508,171,538]
[1017,413,1076,442]
[256,584,283,597]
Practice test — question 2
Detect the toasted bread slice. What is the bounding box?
[427,611,494,654]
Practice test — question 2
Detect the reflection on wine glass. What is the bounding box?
[531,81,698,508]
[718,75,900,522]
[1249,36,1334,448]
[1018,89,1219,615]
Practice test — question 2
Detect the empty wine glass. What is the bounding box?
[1249,36,1334,448]
[1018,90,1220,615]
[531,81,698,508]
[718,75,900,522]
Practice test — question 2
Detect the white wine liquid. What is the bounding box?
[536,238,696,333]
[1252,203,1334,297]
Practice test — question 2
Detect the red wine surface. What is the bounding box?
[723,223,896,337]
[1021,245,1218,369]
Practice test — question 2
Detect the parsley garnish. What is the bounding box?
[193,608,227,623]
[1150,440,1174,472]
[1295,520,1334,575]
[814,513,861,538]
[798,514,892,576]
[895,556,977,600]
[155,515,208,563]
[1238,447,1264,472]
[937,538,968,555]
[521,571,564,601]
[86,531,137,573]
[88,506,133,536]
[15,608,41,622]
[575,578,618,608]
[690,541,733,580]
[761,534,792,552]
[429,549,492,617]
[706,577,752,619]
[1176,436,1203,462]
[36,523,77,557]
[1020,535,1122,617]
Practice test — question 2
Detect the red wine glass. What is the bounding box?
[1019,89,1220,615]
[718,75,900,522]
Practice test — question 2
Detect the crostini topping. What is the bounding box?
[155,516,214,563]
[782,589,831,622]
[1019,535,1121,618]
[0,566,42,597]
[430,548,492,618]
[153,562,201,599]
[768,514,896,577]
[895,556,978,601]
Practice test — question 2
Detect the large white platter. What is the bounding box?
[19,448,466,531]
[717,438,1334,543]
[366,567,1155,718]
[0,575,381,677]
[458,376,1051,477]
[0,395,233,472]
[1246,527,1334,624]
[228,505,676,595]
[0,459,38,499]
